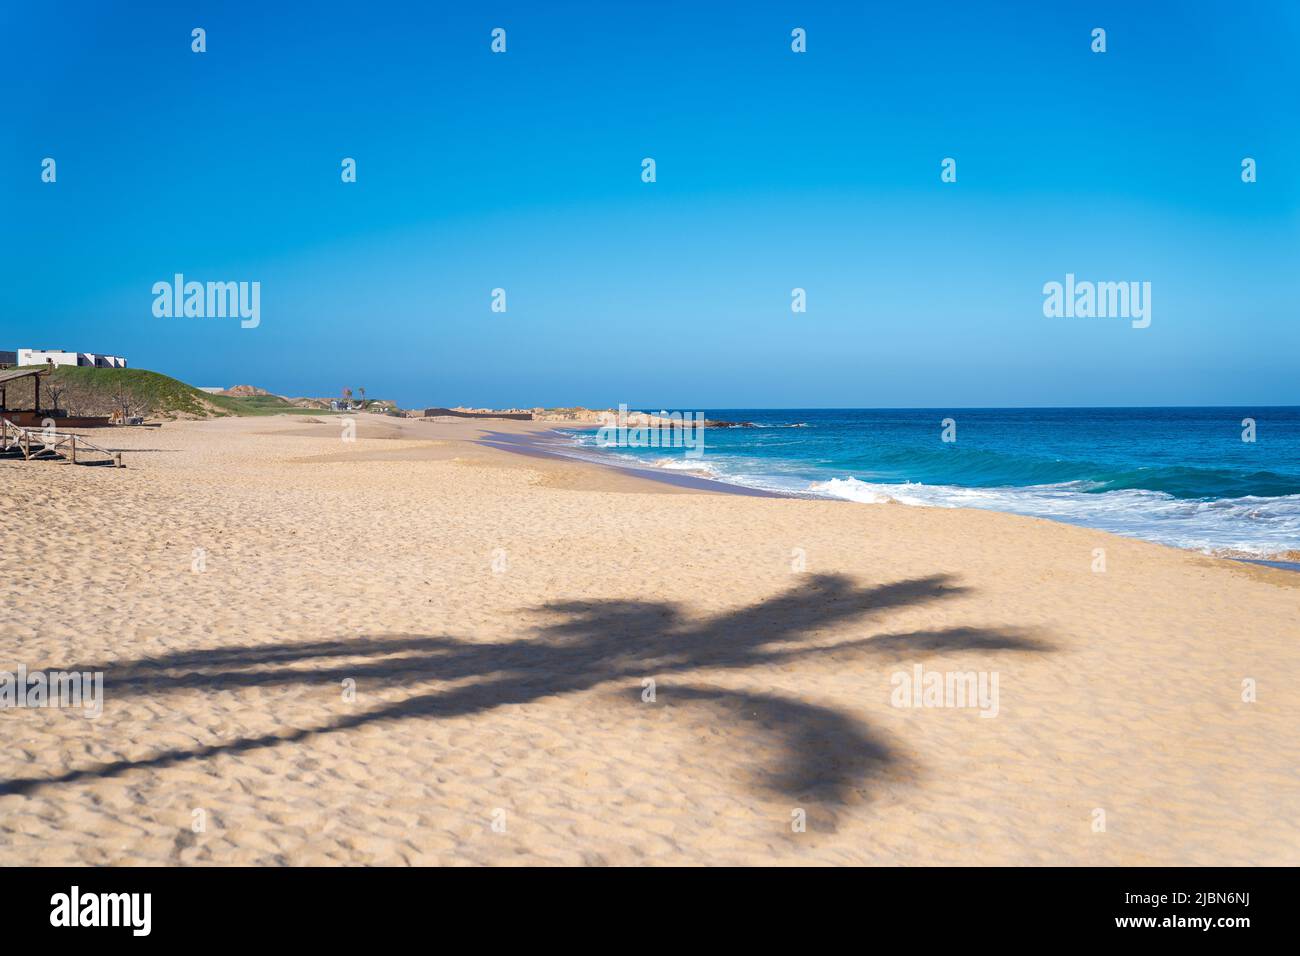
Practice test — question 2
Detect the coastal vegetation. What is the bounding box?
[4,366,330,420]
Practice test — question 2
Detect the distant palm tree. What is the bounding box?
[358,386,366,409]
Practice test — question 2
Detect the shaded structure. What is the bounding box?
[0,365,112,427]
[1,370,123,464]
[0,366,50,424]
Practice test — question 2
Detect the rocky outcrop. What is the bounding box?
[532,408,754,428]
[405,405,754,427]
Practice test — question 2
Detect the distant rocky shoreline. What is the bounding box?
[416,406,755,428]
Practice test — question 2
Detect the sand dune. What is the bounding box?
[1,414,1296,865]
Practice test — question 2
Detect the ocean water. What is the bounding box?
[563,407,1300,556]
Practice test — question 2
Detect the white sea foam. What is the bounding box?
[807,476,1300,556]
[808,478,899,504]
[649,457,722,477]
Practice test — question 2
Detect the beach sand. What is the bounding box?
[1,413,1296,865]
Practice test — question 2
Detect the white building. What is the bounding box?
[16,348,128,368]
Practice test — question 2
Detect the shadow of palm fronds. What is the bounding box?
[0,574,1051,805]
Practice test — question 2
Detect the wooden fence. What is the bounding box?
[1,418,123,467]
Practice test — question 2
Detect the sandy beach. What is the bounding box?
[1,413,1297,866]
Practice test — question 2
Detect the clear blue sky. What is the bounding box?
[2,1,1297,408]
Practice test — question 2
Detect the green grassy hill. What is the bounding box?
[3,366,330,419]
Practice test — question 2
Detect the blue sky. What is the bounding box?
[1,1,1297,408]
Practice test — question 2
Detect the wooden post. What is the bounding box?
[70,435,77,464]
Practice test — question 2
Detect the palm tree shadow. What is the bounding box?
[0,573,1052,808]
[611,682,898,808]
